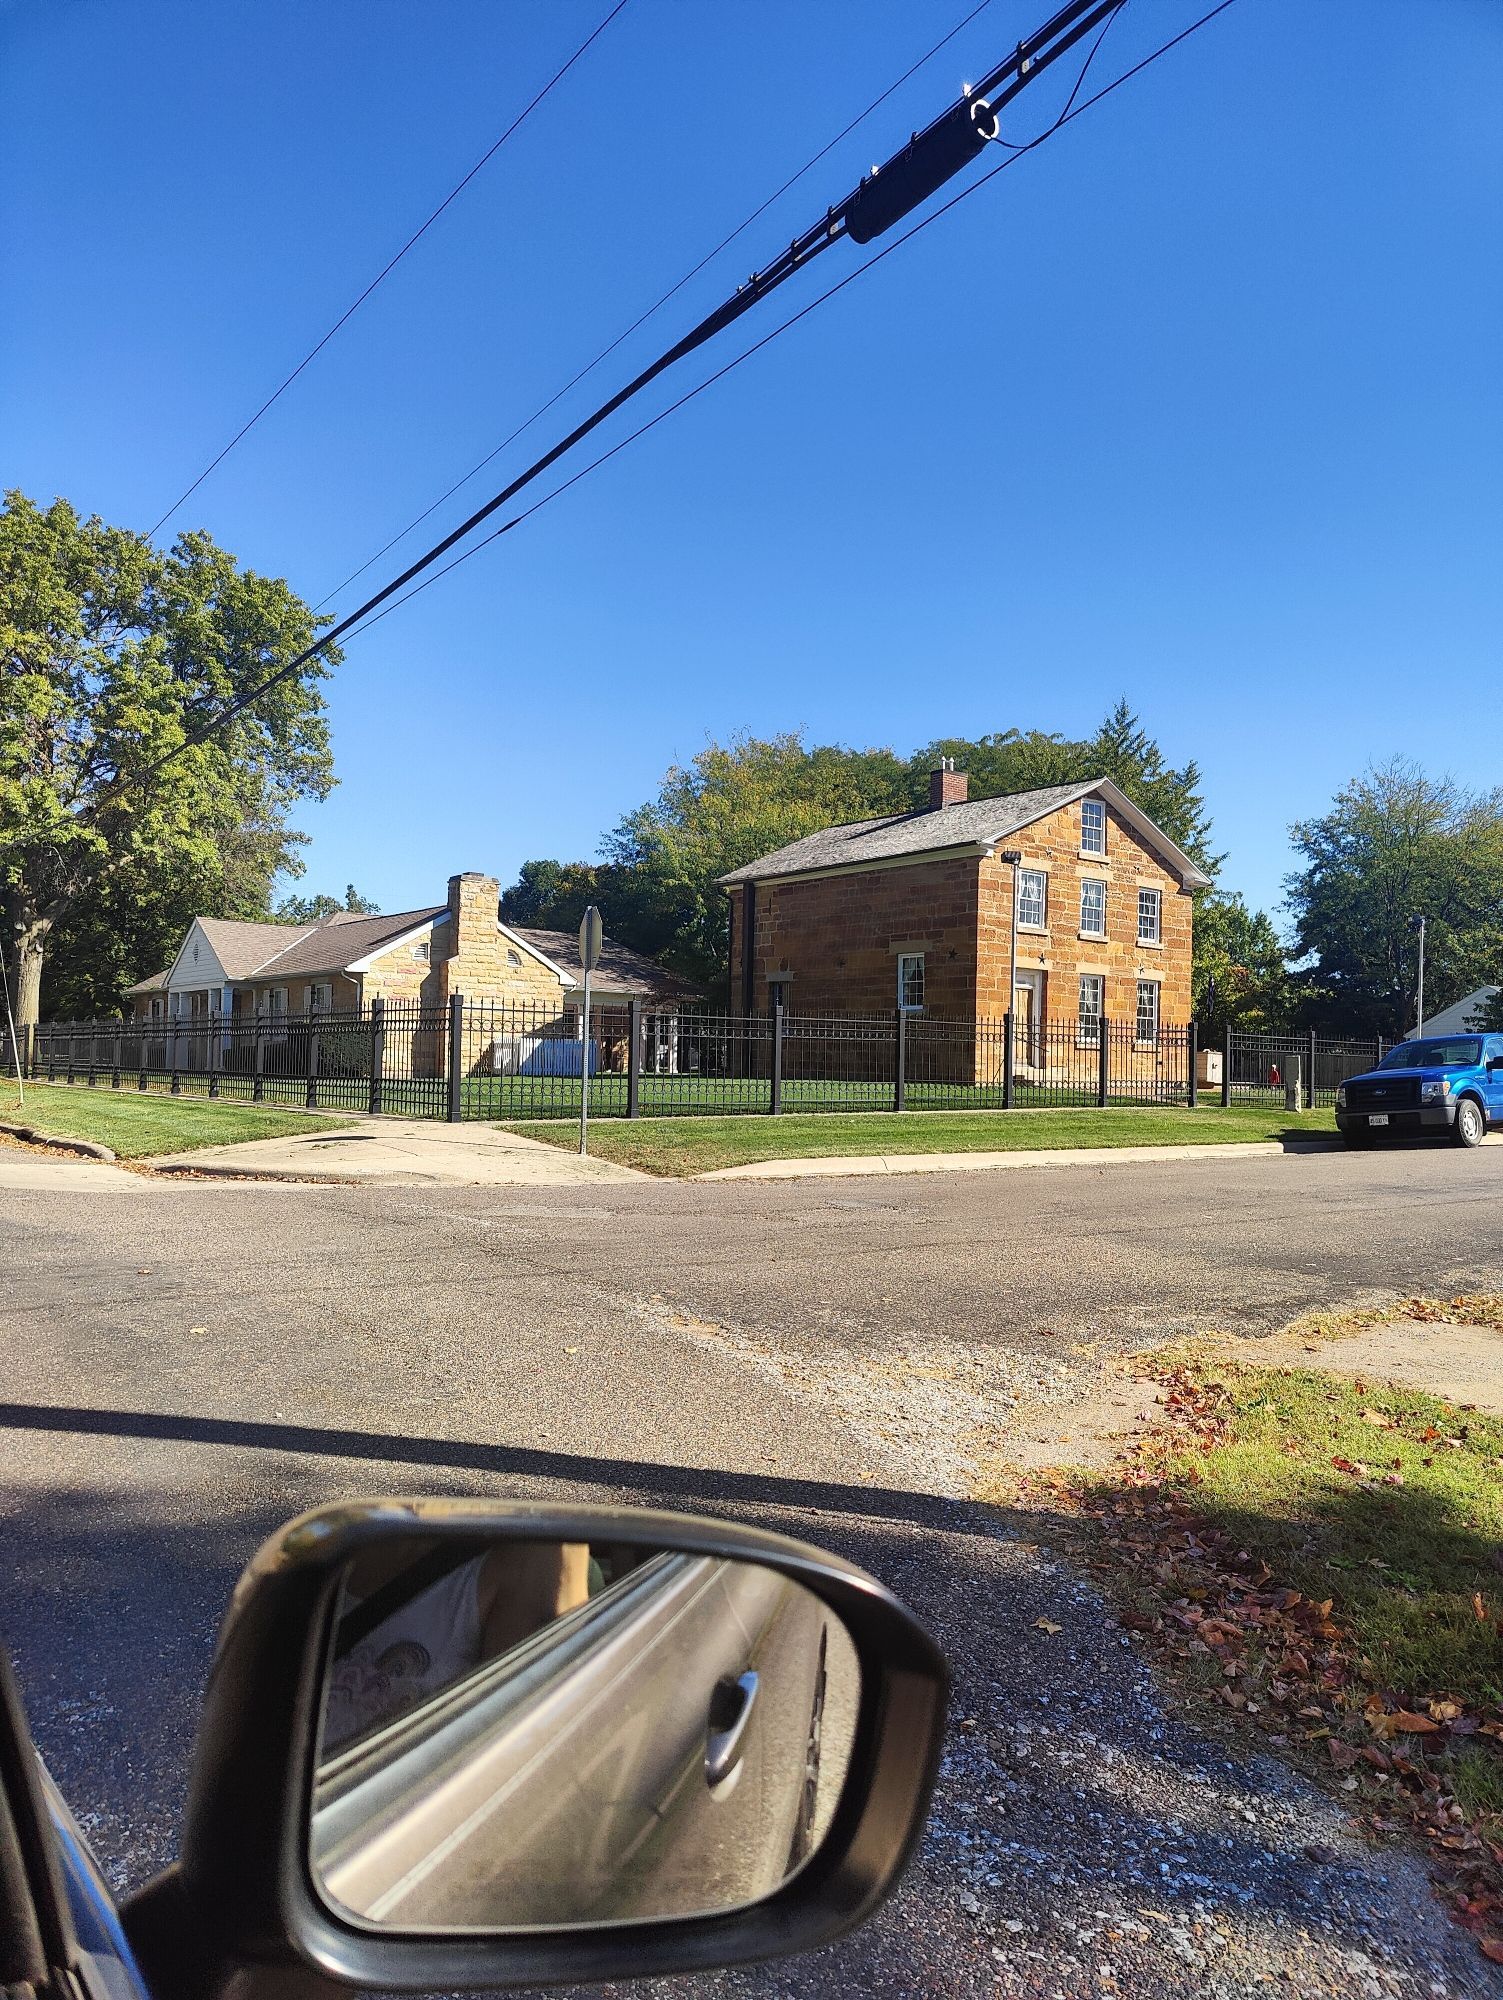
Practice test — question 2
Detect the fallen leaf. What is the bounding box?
[1034,1617,1063,1635]
[1482,1938,1503,1965]
[1473,1592,1489,1622]
[563,1346,580,1355]
[1390,1710,1442,1735]
[188,1325,207,1336]
[1360,1408,1394,1429]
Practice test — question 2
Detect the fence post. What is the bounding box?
[111,1022,122,1089]
[1221,1023,1232,1109]
[252,1009,265,1102]
[306,1002,320,1110]
[1097,1017,1111,1108]
[1187,1018,1199,1108]
[770,993,785,1115]
[169,1016,180,1093]
[892,1006,907,1112]
[208,1008,221,1099]
[368,998,385,1116]
[1308,1027,1318,1109]
[627,998,642,1120]
[1376,1035,1385,1065]
[85,1021,97,1087]
[22,1023,33,1081]
[1003,1008,1015,1111]
[447,993,464,1123]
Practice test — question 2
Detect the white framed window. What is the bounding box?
[1078,974,1104,1046]
[1079,878,1107,937]
[897,953,925,1013]
[1081,798,1107,855]
[1138,887,1162,944]
[1136,979,1160,1045]
[1016,867,1047,929]
[149,997,162,1020]
[267,987,286,1015]
[308,981,333,1013]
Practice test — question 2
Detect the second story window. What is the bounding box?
[1080,878,1107,937]
[897,953,925,1013]
[1016,868,1047,929]
[1081,798,1107,855]
[1138,887,1162,944]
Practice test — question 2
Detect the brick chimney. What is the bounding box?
[929,759,969,810]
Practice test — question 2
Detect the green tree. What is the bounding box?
[1191,889,1298,1036]
[0,492,335,1031]
[1286,760,1503,1037]
[911,700,1217,871]
[602,734,909,987]
[275,883,380,924]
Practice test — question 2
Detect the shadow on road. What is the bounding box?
[0,1399,1480,1998]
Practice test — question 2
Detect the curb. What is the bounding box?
[694,1137,1346,1181]
[152,1161,354,1184]
[0,1119,116,1162]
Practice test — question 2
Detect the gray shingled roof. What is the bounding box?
[716,778,1212,889]
[254,907,446,978]
[193,916,318,980]
[508,927,699,1001]
[717,782,1090,883]
[123,968,169,996]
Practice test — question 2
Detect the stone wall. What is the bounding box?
[975,794,1194,1028]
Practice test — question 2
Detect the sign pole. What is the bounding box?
[579,964,592,1157]
[577,905,603,1158]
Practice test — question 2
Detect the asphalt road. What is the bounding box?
[4,1140,1503,1997]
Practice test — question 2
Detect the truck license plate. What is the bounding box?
[1368,1114,1389,1127]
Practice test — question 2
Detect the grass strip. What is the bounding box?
[0,1082,353,1159]
[503,1104,1336,1176]
[1014,1317,1503,1964]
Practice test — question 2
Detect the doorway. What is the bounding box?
[1013,969,1045,1067]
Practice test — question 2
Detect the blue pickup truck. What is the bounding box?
[1336,1032,1503,1148]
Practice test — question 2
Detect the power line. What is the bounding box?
[146,0,630,540]
[342,1,1238,651]
[102,0,1240,808]
[315,0,1000,611]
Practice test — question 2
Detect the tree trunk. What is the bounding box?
[2,906,51,1033]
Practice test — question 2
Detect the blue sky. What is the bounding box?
[4,0,1500,928]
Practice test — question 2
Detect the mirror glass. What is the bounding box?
[308,1534,860,1931]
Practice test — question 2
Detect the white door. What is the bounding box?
[1013,970,1045,1066]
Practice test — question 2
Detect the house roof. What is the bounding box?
[123,968,169,996]
[507,926,699,1001]
[716,778,1213,890]
[1416,986,1500,1037]
[192,916,317,980]
[255,907,448,979]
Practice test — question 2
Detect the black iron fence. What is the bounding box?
[1223,1028,1386,1108]
[25,1003,1383,1122]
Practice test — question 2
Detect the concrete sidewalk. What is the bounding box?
[156,1117,649,1186]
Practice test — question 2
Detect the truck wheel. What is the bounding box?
[1452,1097,1485,1148]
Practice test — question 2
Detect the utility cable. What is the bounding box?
[146,0,630,539]
[88,0,1239,814]
[340,0,1235,651]
[316,0,1000,610]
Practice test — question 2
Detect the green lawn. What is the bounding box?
[1061,1348,1503,1929]
[0,1082,353,1158]
[503,1103,1336,1176]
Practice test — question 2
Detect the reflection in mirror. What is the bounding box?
[309,1535,860,1932]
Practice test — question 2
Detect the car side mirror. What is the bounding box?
[121,1500,947,1999]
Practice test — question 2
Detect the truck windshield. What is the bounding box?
[1378,1037,1482,1070]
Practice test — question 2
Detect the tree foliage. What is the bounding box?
[1285,759,1503,1037]
[504,705,1227,996]
[1191,889,1298,1036]
[0,491,336,1025]
[276,883,380,924]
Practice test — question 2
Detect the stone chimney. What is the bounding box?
[929,759,969,811]
[440,872,502,999]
